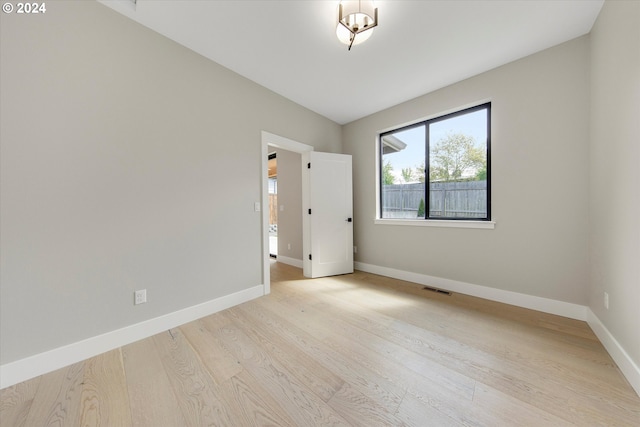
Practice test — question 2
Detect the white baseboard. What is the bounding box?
[355,262,587,320]
[277,255,303,268]
[587,309,640,397]
[0,284,265,389]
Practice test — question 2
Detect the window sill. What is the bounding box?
[374,218,495,229]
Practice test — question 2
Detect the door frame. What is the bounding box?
[261,131,313,294]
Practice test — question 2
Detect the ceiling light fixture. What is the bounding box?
[336,0,378,51]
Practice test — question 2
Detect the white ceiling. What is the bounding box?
[99,0,604,125]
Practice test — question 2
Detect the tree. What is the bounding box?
[417,198,425,218]
[402,164,427,183]
[401,167,413,183]
[415,161,426,183]
[382,160,395,185]
[475,165,487,181]
[429,133,486,181]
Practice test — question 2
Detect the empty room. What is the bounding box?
[1,0,639,425]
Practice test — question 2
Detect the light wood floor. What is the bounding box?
[2,262,639,426]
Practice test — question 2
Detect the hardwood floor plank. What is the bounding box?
[268,291,477,403]
[122,336,187,426]
[205,311,352,426]
[219,370,298,427]
[372,282,640,424]
[465,381,575,427]
[395,392,465,427]
[75,348,132,426]
[285,271,640,425]
[179,318,242,384]
[227,305,344,402]
[21,362,84,427]
[339,281,625,395]
[326,382,407,427]
[0,376,41,427]
[354,278,618,379]
[244,295,407,413]
[181,317,300,426]
[152,328,236,426]
[265,282,492,424]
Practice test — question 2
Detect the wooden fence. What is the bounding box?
[382,181,487,218]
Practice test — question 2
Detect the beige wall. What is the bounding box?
[343,36,591,305]
[589,0,640,368]
[0,1,341,364]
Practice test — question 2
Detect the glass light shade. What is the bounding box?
[337,1,377,47]
[340,0,376,23]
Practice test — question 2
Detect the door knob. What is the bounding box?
[346,218,352,222]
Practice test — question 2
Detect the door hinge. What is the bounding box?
[308,208,312,214]
[309,254,312,260]
[307,162,311,169]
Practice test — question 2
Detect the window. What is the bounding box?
[380,103,490,221]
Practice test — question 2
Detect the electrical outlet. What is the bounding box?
[287,243,291,250]
[604,292,609,310]
[134,289,147,305]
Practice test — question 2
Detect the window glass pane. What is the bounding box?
[268,177,277,194]
[381,125,426,218]
[428,108,488,218]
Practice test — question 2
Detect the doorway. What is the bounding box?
[260,131,353,292]
[261,132,313,294]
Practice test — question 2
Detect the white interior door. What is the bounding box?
[302,151,353,278]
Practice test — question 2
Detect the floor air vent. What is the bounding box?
[422,286,452,296]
